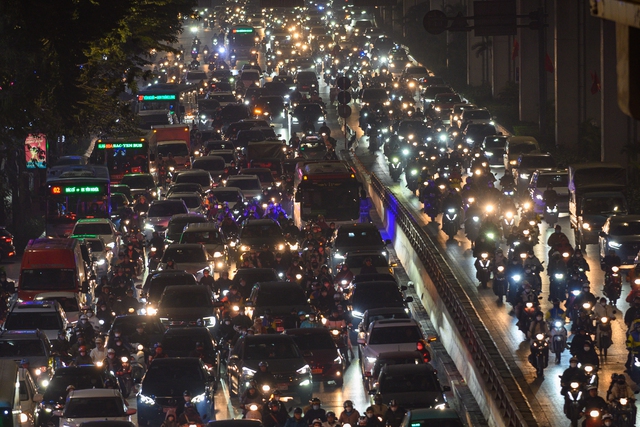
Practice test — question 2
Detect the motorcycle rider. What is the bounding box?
[545,299,566,322]
[89,338,107,365]
[253,361,277,389]
[363,407,383,427]
[415,339,431,363]
[214,270,234,295]
[72,346,94,366]
[528,311,549,340]
[567,249,590,276]
[580,386,608,418]
[284,408,306,427]
[240,382,264,414]
[560,357,587,397]
[334,264,354,287]
[370,394,387,418]
[382,400,406,427]
[322,412,339,427]
[338,400,360,426]
[594,297,617,320]
[199,268,216,291]
[547,225,570,251]
[301,312,322,328]
[264,400,288,427]
[602,249,622,272]
[499,172,516,190]
[542,183,558,208]
[303,398,327,424]
[128,323,150,348]
[575,340,599,368]
[624,296,640,328]
[103,348,122,373]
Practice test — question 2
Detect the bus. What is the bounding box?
[45,165,111,237]
[293,161,361,227]
[135,84,198,129]
[227,25,258,60]
[89,136,152,183]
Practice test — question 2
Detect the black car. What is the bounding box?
[137,358,215,427]
[228,334,312,401]
[215,105,251,132]
[0,227,17,262]
[161,327,220,383]
[254,96,287,122]
[291,104,325,129]
[140,270,198,316]
[35,366,116,427]
[371,364,450,410]
[106,315,165,349]
[236,219,287,259]
[330,223,391,270]
[156,285,217,329]
[247,282,313,329]
[348,281,413,326]
[232,268,280,288]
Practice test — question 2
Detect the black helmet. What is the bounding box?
[183,390,191,397]
[293,407,303,414]
[259,361,269,368]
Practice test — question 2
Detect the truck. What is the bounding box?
[568,163,628,250]
[149,124,191,173]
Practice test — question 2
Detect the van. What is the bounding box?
[19,239,92,303]
[0,360,43,427]
[503,136,541,170]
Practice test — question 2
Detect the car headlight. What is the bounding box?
[520,173,530,179]
[97,259,106,266]
[366,357,377,364]
[139,394,156,406]
[509,160,517,165]
[289,243,299,251]
[582,223,591,230]
[333,253,344,259]
[202,316,217,327]
[146,306,157,316]
[242,367,257,377]
[608,241,621,249]
[296,365,311,375]
[106,242,116,249]
[213,251,223,258]
[434,403,447,410]
[144,223,155,230]
[352,310,363,318]
[240,245,251,252]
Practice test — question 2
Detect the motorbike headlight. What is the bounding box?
[242,367,257,377]
[582,223,591,230]
[240,245,251,252]
[608,241,621,249]
[513,274,521,281]
[554,274,564,279]
[146,307,157,316]
[296,365,310,375]
[570,382,579,389]
[535,333,544,340]
[213,251,223,258]
[203,316,217,326]
[554,321,562,328]
[589,410,599,418]
[97,259,106,266]
[620,398,628,405]
[144,223,155,230]
[392,157,399,163]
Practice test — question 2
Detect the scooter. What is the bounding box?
[550,319,567,364]
[441,206,461,239]
[603,266,622,305]
[549,271,568,302]
[610,397,635,427]
[596,316,613,358]
[116,356,135,398]
[388,155,403,182]
[582,364,599,390]
[475,253,492,288]
[563,381,583,427]
[464,213,481,247]
[529,333,548,377]
[493,265,507,304]
[544,203,559,225]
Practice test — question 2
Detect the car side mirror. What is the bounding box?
[33,393,44,403]
[150,153,156,162]
[81,280,89,294]
[400,285,408,291]
[405,296,414,303]
[442,385,451,392]
[126,408,137,416]
[294,191,301,202]
[135,284,143,290]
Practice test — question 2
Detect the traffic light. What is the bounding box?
[336,77,352,119]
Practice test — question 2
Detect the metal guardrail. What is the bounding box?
[369,173,536,427]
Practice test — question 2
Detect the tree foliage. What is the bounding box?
[0,0,196,147]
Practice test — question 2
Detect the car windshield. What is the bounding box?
[242,170,273,183]
[21,269,76,291]
[424,87,450,99]
[369,326,422,345]
[193,158,226,171]
[294,104,323,116]
[233,270,278,287]
[168,184,203,195]
[227,179,261,190]
[43,372,104,402]
[176,173,210,187]
[379,372,438,393]
[241,224,283,238]
[346,255,388,268]
[73,223,112,236]
[5,312,63,330]
[199,100,220,111]
[85,240,105,253]
[111,318,164,336]
[187,71,207,81]
[361,89,388,102]
[142,363,205,395]
[300,139,324,149]
[353,284,404,308]
[147,203,187,217]
[520,156,556,169]
[408,419,463,427]
[157,143,189,157]
[255,286,307,306]
[406,67,427,75]
[483,138,506,149]
[373,355,423,376]
[289,333,335,351]
[43,297,80,313]
[211,190,241,202]
[335,230,382,247]
[244,340,301,360]
[210,152,236,163]
[0,339,46,357]
[121,175,155,189]
[168,218,204,236]
[159,290,211,308]
[65,397,125,418]
[510,143,538,154]
[435,94,461,103]
[212,94,236,103]
[147,276,196,303]
[181,230,223,244]
[169,195,201,209]
[610,221,640,236]
[163,333,214,354]
[162,247,207,263]
[536,174,567,188]
[465,110,491,120]
[220,106,250,120]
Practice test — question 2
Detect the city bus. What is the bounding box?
[135,83,198,129]
[293,160,361,227]
[89,136,152,183]
[45,165,111,237]
[227,25,258,60]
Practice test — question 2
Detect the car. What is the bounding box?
[158,244,215,279]
[400,408,464,427]
[234,130,267,152]
[120,173,158,200]
[344,250,395,276]
[503,136,541,170]
[227,334,312,400]
[53,388,135,427]
[360,88,390,107]
[156,284,217,329]
[70,236,111,279]
[243,87,263,109]
[4,300,69,342]
[179,223,227,267]
[224,121,263,140]
[237,168,277,189]
[457,108,492,129]
[349,282,412,326]
[139,270,198,317]
[184,70,208,86]
[142,199,189,240]
[371,364,450,410]
[137,358,216,426]
[208,187,245,206]
[165,183,206,199]
[191,156,227,182]
[449,103,477,126]
[295,71,318,93]
[224,175,263,201]
[284,328,345,386]
[431,93,462,117]
[365,350,425,391]
[240,70,262,88]
[358,318,423,379]
[208,149,238,167]
[512,154,557,189]
[262,82,294,100]
[236,219,287,260]
[35,366,117,427]
[481,135,508,166]
[290,104,326,128]
[71,219,121,254]
[161,327,220,382]
[203,141,234,155]
[33,292,82,325]
[174,170,215,192]
[166,192,205,214]
[254,96,287,122]
[0,330,54,389]
[215,105,252,132]
[529,169,569,213]
[247,282,313,328]
[599,215,640,265]
[0,226,16,261]
[330,223,391,270]
[421,85,453,108]
[208,92,238,108]
[463,123,498,148]
[164,213,208,245]
[402,66,429,82]
[357,307,411,337]
[232,268,280,289]
[298,135,327,160]
[105,315,165,349]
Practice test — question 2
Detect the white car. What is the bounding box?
[82,236,112,279]
[33,292,82,325]
[71,219,121,255]
[208,92,237,108]
[54,388,136,427]
[224,175,263,201]
[359,319,424,379]
[142,199,189,241]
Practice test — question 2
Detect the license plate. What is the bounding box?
[312,368,323,374]
[276,383,289,390]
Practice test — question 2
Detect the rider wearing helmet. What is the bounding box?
[253,361,276,388]
[303,397,327,424]
[338,400,360,425]
[73,345,93,366]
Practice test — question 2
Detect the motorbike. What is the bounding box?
[529,333,549,377]
[563,381,583,427]
[130,344,147,383]
[544,203,559,226]
[441,206,461,239]
[244,403,263,421]
[147,246,162,271]
[596,316,613,357]
[582,408,603,427]
[464,213,482,247]
[116,356,135,398]
[329,327,350,363]
[603,266,622,305]
[550,319,567,364]
[610,397,635,427]
[230,54,237,67]
[517,301,539,336]
[493,265,507,303]
[524,263,543,295]
[501,210,517,239]
[506,272,523,306]
[422,193,440,222]
[388,155,403,182]
[475,252,492,288]
[549,271,568,302]
[582,364,599,390]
